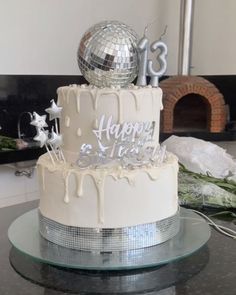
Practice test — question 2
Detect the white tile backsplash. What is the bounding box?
[0,161,39,208]
[26,190,40,202]
[0,194,27,208]
[0,165,25,199]
[24,168,39,194]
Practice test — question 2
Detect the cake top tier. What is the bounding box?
[57,85,163,166]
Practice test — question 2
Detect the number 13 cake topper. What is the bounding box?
[136,26,168,87]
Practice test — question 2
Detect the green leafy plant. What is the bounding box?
[179,163,236,195]
[0,135,17,151]
[179,163,236,209]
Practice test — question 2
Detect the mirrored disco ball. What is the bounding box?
[77,21,139,88]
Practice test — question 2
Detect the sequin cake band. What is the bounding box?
[39,209,180,252]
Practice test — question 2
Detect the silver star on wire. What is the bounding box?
[30,112,48,129]
[45,100,62,121]
[47,128,63,149]
[34,129,48,148]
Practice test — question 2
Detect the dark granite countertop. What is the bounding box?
[0,201,235,295]
[0,146,44,165]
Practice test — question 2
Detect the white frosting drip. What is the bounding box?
[60,88,66,103]
[37,153,178,224]
[151,91,155,122]
[63,170,70,203]
[77,128,82,137]
[76,88,81,113]
[93,89,123,123]
[41,165,45,191]
[93,171,106,224]
[75,172,84,197]
[130,91,141,111]
[65,116,70,127]
[66,89,73,104]
[59,85,149,125]
[93,89,100,110]
[93,118,99,129]
[117,92,123,123]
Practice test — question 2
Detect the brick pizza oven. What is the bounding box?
[160,76,227,133]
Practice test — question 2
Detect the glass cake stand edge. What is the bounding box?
[8,207,211,270]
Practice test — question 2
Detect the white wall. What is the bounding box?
[1,0,236,76]
[191,0,236,75]
[0,0,180,75]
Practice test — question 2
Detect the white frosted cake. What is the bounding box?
[37,84,179,251]
[36,20,179,252]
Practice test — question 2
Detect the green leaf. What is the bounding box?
[179,163,236,195]
[0,135,17,151]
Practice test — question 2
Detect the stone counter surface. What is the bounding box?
[0,201,235,295]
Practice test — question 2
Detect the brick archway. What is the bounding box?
[160,76,227,133]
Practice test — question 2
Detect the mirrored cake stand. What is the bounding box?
[8,208,211,270]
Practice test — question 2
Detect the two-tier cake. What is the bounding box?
[35,21,180,252]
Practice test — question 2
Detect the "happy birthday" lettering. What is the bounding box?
[76,115,166,168]
[93,115,154,142]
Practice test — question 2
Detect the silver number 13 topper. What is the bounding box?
[136,27,168,87]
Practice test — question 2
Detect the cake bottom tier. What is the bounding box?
[37,152,179,251]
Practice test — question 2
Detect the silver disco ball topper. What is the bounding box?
[77,21,139,88]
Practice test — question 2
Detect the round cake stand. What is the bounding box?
[9,245,210,294]
[8,208,211,270]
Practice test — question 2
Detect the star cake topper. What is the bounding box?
[30,112,48,129]
[45,100,62,121]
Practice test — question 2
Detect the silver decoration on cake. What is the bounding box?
[136,27,149,86]
[136,26,168,87]
[45,100,62,121]
[47,127,63,149]
[30,112,48,129]
[30,112,55,164]
[147,40,168,87]
[46,100,65,162]
[77,21,139,88]
[33,129,48,148]
[30,103,65,164]
[39,209,180,252]
[77,115,167,169]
